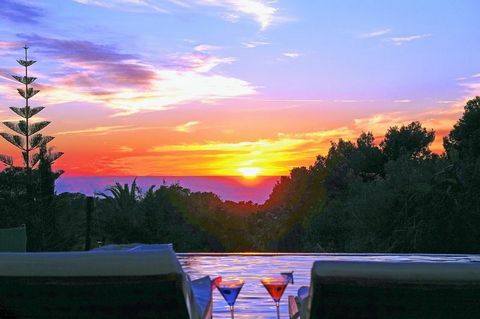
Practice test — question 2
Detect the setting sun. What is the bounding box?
[238,167,262,179]
[0,1,478,318]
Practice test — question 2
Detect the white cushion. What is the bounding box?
[0,244,181,277]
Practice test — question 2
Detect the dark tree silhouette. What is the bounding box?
[381,121,435,161]
[0,46,63,172]
[444,96,480,160]
[0,47,64,251]
[353,132,386,179]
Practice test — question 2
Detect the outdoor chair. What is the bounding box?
[0,243,211,319]
[289,260,480,319]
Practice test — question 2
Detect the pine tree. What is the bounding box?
[0,46,63,171]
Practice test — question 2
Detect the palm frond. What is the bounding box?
[146,185,156,196]
[95,191,110,200]
[99,179,141,211]
[0,132,24,149]
[107,183,123,200]
[17,59,36,67]
[29,121,50,135]
[131,178,138,197]
[17,88,40,99]
[11,75,37,85]
[0,154,13,167]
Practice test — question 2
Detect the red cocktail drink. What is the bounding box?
[261,277,289,319]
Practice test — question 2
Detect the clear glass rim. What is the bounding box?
[260,276,288,284]
[216,278,245,288]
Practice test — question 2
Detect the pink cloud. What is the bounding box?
[0,41,22,49]
[6,35,255,116]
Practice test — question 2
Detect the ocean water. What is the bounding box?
[178,253,478,319]
[55,176,280,203]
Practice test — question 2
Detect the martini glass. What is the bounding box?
[211,276,222,290]
[261,277,289,319]
[215,278,244,319]
[280,271,294,284]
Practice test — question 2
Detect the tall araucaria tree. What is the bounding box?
[0,46,63,171]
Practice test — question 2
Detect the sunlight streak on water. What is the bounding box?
[178,253,478,319]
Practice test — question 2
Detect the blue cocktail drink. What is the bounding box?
[215,279,245,319]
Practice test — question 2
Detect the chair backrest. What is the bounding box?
[0,244,202,319]
[0,226,26,252]
[308,261,480,319]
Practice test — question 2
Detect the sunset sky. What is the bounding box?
[1,0,479,177]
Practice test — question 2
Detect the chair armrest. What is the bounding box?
[288,295,300,319]
[297,286,310,319]
[190,276,212,319]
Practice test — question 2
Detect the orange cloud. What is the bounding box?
[56,125,133,136]
[137,127,355,175]
[353,99,469,152]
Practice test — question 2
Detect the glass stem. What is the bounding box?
[230,305,234,319]
[276,301,280,319]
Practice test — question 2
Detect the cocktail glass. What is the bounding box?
[215,278,244,319]
[211,276,222,290]
[280,271,294,284]
[261,277,289,319]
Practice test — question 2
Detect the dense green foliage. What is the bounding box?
[291,98,480,253]
[0,151,64,251]
[1,97,480,253]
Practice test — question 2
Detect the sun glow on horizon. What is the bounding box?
[0,2,478,178]
[238,167,262,179]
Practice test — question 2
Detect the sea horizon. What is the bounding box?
[56,175,282,204]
